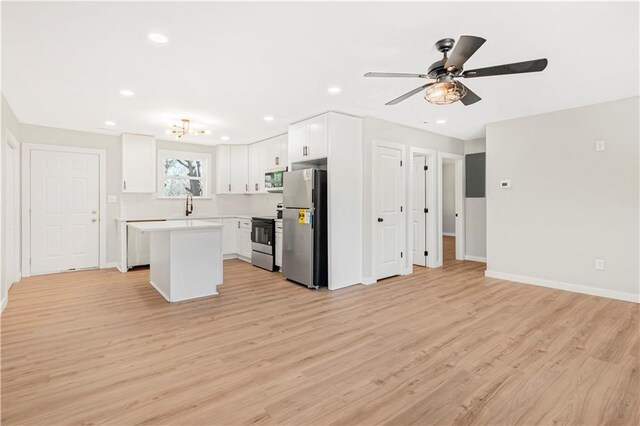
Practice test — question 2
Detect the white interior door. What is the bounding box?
[30,150,100,274]
[376,145,404,279]
[4,141,19,285]
[412,156,427,267]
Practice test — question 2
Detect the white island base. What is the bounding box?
[129,220,223,302]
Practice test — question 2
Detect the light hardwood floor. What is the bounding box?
[2,245,638,425]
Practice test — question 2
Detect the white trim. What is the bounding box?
[407,147,437,272]
[465,255,486,263]
[443,232,456,237]
[101,262,118,269]
[21,143,108,277]
[437,152,465,266]
[485,270,639,303]
[1,295,7,313]
[362,276,376,285]
[372,139,406,281]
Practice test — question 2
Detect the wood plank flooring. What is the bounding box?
[2,242,638,425]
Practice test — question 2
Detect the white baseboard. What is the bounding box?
[101,262,118,269]
[362,276,376,285]
[465,255,487,263]
[443,232,456,237]
[1,294,7,313]
[485,270,639,303]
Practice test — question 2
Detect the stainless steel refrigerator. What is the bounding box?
[282,169,327,288]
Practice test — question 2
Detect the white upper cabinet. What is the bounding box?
[230,145,248,193]
[122,133,156,193]
[216,145,248,194]
[215,145,231,194]
[247,143,260,193]
[288,114,328,164]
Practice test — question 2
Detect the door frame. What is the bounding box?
[408,147,437,272]
[437,152,465,265]
[371,139,407,280]
[21,143,107,277]
[4,130,21,289]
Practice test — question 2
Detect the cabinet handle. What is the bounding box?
[245,184,248,191]
[303,146,307,156]
[255,183,258,191]
[237,221,240,229]
[228,184,231,192]
[275,156,279,165]
[123,180,126,190]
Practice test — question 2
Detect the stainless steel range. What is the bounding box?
[251,217,277,271]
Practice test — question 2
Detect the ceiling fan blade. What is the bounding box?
[445,35,486,69]
[386,83,433,105]
[458,83,481,106]
[462,58,548,78]
[365,72,428,78]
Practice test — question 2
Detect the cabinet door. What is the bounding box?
[240,229,252,258]
[278,136,288,169]
[258,141,272,193]
[247,144,260,193]
[307,115,328,160]
[122,134,156,193]
[288,124,308,164]
[222,218,238,254]
[229,145,248,193]
[216,145,231,194]
[275,231,282,267]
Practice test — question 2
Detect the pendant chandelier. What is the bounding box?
[168,119,208,139]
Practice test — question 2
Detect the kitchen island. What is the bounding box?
[128,220,223,302]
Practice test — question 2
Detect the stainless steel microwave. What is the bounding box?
[265,167,287,193]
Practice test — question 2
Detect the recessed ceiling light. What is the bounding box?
[104,120,116,126]
[435,119,447,124]
[263,115,274,121]
[119,89,134,97]
[148,33,168,44]
[328,86,341,94]
[221,135,230,141]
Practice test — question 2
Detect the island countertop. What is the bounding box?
[128,220,224,232]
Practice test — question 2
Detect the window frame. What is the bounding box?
[157,149,211,199]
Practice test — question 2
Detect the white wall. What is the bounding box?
[362,116,464,281]
[486,97,639,302]
[464,138,486,260]
[1,94,22,312]
[442,162,455,235]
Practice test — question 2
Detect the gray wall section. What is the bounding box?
[442,163,456,234]
[464,138,487,259]
[486,97,639,299]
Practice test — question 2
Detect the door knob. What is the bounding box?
[377,218,384,222]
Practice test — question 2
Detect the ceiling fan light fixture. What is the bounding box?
[424,80,466,105]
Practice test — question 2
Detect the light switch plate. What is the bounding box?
[595,140,605,152]
[594,258,605,271]
[108,195,118,203]
[499,180,511,189]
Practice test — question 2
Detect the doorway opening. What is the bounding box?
[409,148,436,271]
[438,153,465,266]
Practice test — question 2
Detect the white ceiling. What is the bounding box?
[2,1,638,144]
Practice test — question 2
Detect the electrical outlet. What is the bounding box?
[499,180,511,189]
[594,259,605,271]
[595,140,605,152]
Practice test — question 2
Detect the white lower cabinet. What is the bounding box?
[221,218,238,254]
[238,219,252,259]
[275,221,283,267]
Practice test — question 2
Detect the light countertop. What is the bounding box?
[116,214,253,222]
[128,220,224,232]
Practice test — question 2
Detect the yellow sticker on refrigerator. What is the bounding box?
[298,209,311,224]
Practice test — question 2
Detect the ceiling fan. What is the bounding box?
[364,36,548,106]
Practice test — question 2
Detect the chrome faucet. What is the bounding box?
[186,193,194,216]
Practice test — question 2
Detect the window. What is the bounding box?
[157,150,211,198]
